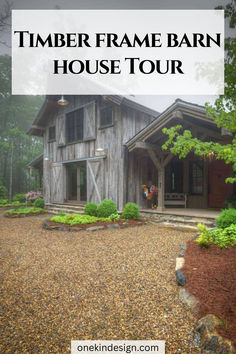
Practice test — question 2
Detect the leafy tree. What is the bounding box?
[0,55,44,199]
[162,1,236,183]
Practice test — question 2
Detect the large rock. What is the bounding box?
[176,269,186,286]
[86,226,104,232]
[196,314,235,353]
[179,288,198,308]
[107,224,120,230]
[175,257,185,271]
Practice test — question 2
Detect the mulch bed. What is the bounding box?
[48,217,148,230]
[5,211,47,218]
[182,240,236,346]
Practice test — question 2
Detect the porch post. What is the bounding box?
[157,163,165,211]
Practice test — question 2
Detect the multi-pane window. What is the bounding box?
[100,106,113,127]
[190,161,203,195]
[48,126,56,141]
[66,108,84,143]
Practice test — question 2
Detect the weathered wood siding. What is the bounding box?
[43,96,154,209]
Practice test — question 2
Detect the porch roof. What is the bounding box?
[125,98,220,151]
[28,154,43,170]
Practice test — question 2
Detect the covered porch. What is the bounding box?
[125,99,234,212]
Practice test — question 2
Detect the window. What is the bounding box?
[100,106,113,127]
[66,108,84,143]
[48,126,56,141]
[190,161,203,195]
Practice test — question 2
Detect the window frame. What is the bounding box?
[48,125,56,142]
[99,105,114,129]
[66,107,84,144]
[189,161,204,195]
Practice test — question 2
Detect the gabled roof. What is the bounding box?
[125,98,216,148]
[27,95,159,136]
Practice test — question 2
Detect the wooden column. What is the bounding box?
[147,149,173,211]
[157,164,165,211]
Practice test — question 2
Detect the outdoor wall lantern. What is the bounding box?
[44,156,49,161]
[57,95,69,106]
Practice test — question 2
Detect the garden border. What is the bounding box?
[176,240,235,353]
[42,219,148,232]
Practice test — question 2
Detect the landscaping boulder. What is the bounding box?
[176,269,186,286]
[196,314,235,353]
[107,224,120,230]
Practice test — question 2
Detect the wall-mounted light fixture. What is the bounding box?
[57,95,69,106]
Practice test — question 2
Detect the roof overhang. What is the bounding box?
[125,99,219,151]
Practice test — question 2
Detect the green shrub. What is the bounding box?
[5,207,46,216]
[97,199,117,217]
[0,185,8,199]
[196,223,236,248]
[51,214,110,226]
[13,193,26,203]
[196,223,214,248]
[122,202,140,220]
[213,224,236,248]
[216,209,236,229]
[109,213,120,221]
[0,199,8,205]
[84,202,98,216]
[34,198,45,208]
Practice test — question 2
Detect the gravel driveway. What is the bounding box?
[0,212,200,353]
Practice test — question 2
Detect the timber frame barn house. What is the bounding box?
[28,95,234,211]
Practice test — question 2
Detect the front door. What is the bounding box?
[67,162,87,202]
[208,160,232,208]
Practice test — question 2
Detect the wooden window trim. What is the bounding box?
[48,126,56,142]
[99,106,114,128]
[66,108,84,144]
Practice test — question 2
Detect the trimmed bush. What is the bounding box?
[216,209,236,229]
[13,193,26,203]
[84,202,98,216]
[122,202,140,220]
[34,198,45,208]
[97,199,117,217]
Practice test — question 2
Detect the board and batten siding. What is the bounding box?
[43,96,154,209]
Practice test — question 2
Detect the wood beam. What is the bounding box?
[164,153,174,167]
[147,149,161,170]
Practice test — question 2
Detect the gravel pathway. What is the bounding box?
[0,212,200,353]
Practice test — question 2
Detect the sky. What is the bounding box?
[0,0,232,112]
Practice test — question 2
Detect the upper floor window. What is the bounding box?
[66,108,84,143]
[100,106,113,128]
[48,126,56,141]
[190,161,203,195]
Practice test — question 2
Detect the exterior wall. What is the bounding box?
[43,96,154,209]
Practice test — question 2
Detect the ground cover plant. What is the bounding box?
[51,214,112,226]
[0,200,32,208]
[196,209,236,248]
[5,207,47,216]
